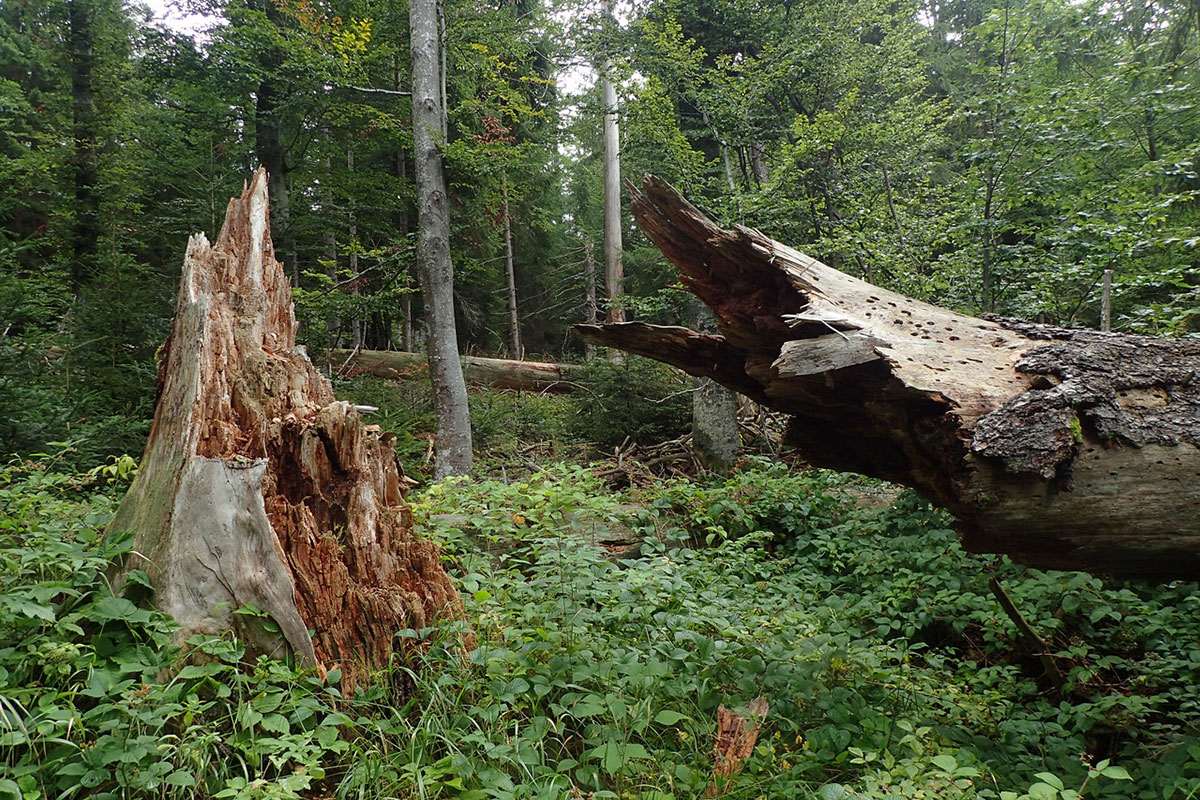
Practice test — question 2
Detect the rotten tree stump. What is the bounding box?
[109,170,459,687]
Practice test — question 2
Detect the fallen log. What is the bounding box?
[336,349,582,393]
[578,176,1200,579]
[109,170,460,688]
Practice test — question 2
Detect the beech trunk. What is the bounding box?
[411,0,473,476]
[579,176,1200,580]
[109,171,460,688]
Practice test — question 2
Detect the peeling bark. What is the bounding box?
[109,171,460,688]
[578,176,1200,579]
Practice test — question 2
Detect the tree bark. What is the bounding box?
[252,0,295,285]
[578,176,1200,580]
[502,181,523,359]
[338,349,580,393]
[692,305,740,471]
[109,171,460,689]
[411,0,473,477]
[600,5,625,333]
[582,235,598,360]
[348,147,362,350]
[67,0,99,295]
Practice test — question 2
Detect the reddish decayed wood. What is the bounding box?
[111,170,460,689]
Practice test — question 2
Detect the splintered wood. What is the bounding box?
[109,170,460,689]
[706,697,769,797]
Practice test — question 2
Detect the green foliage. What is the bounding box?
[3,458,1199,799]
[411,465,1200,798]
[571,356,693,449]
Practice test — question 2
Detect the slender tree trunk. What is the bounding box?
[699,110,735,194]
[411,0,472,476]
[502,178,522,359]
[67,0,99,296]
[321,150,339,344]
[438,0,448,140]
[252,0,295,285]
[749,140,769,185]
[601,0,624,337]
[692,304,739,471]
[582,235,598,360]
[981,173,996,312]
[402,290,415,351]
[1101,268,1113,332]
[394,55,415,353]
[348,147,362,350]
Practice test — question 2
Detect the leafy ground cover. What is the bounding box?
[2,454,1198,799]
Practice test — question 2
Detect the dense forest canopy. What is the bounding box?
[2,0,1197,464]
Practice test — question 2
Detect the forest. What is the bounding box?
[2,0,1199,796]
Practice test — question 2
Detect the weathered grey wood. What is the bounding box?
[693,305,740,471]
[411,0,472,476]
[600,0,624,334]
[774,332,884,377]
[579,176,1200,579]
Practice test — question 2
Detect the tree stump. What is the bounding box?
[579,176,1200,580]
[109,170,459,687]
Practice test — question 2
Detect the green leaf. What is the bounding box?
[1035,772,1065,790]
[930,754,958,772]
[260,713,289,734]
[165,770,196,788]
[1100,765,1131,781]
[653,710,686,726]
[603,739,621,775]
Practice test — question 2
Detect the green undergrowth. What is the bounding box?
[334,358,693,479]
[2,456,1198,799]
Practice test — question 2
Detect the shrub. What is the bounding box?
[570,356,692,449]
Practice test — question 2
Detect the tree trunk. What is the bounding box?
[582,235,598,360]
[109,171,460,689]
[748,140,769,185]
[502,181,523,359]
[692,305,740,471]
[338,349,580,393]
[411,0,473,477]
[600,7,625,333]
[321,149,339,342]
[67,0,99,295]
[348,147,362,350]
[252,0,295,285]
[394,53,416,354]
[578,176,1200,580]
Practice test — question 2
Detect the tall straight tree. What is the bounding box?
[600,0,624,333]
[410,0,473,476]
[250,0,295,284]
[66,0,99,295]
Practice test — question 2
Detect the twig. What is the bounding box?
[988,573,1067,691]
[337,343,362,378]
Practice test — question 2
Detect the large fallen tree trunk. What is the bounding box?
[109,170,460,687]
[579,176,1200,579]
[335,349,581,393]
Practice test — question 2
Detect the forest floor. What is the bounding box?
[1,376,1199,800]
